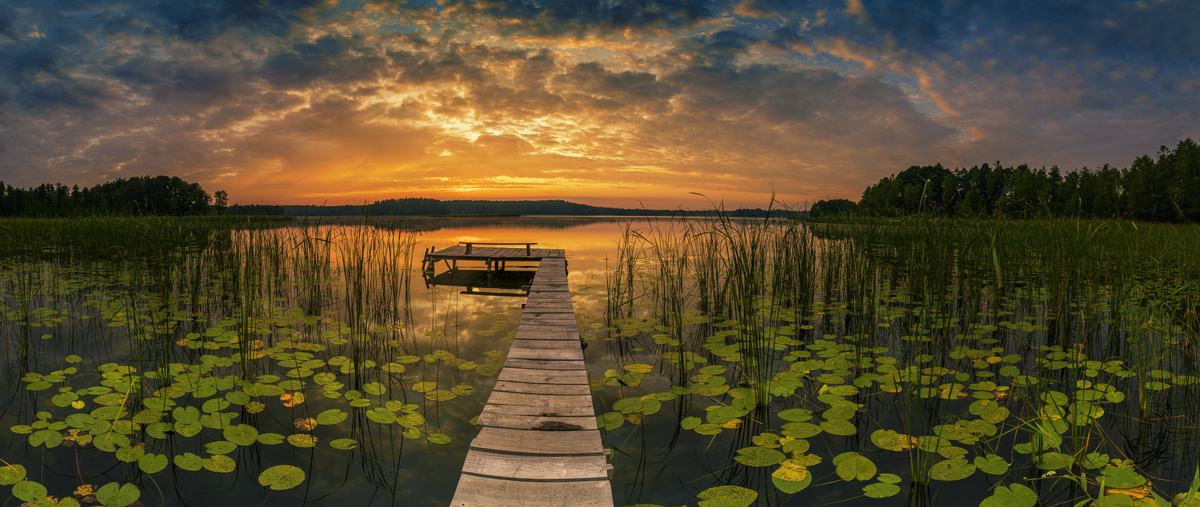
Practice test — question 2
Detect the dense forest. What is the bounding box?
[853,137,1200,221]
[0,176,222,217]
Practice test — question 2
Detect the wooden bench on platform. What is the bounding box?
[461,241,537,255]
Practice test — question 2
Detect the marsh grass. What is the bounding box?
[599,211,1200,506]
[0,215,500,506]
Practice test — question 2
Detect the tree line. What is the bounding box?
[232,198,793,218]
[0,176,227,217]
[839,137,1200,221]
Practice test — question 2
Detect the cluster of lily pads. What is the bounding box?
[1,223,517,506]
[589,218,1200,506]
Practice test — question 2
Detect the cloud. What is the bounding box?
[0,0,1197,209]
[448,0,729,31]
[154,0,323,41]
[260,35,390,89]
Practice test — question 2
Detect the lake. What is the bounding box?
[2,215,1199,507]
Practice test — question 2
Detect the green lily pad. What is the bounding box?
[139,453,168,474]
[1,464,28,485]
[316,409,348,425]
[834,452,876,482]
[863,482,901,498]
[202,454,236,473]
[224,424,259,446]
[362,382,386,395]
[366,408,397,424]
[980,484,1037,507]
[259,464,305,490]
[929,458,976,481]
[1100,468,1147,489]
[870,429,912,451]
[287,434,317,447]
[772,471,812,494]
[174,453,203,471]
[13,480,48,502]
[697,485,757,507]
[599,412,624,431]
[734,446,785,467]
[257,433,285,445]
[975,454,1009,475]
[426,389,457,401]
[330,438,358,450]
[428,433,451,444]
[777,408,813,422]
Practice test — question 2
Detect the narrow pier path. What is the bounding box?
[438,247,614,507]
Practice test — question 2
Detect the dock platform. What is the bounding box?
[449,249,614,507]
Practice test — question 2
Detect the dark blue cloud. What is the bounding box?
[0,38,65,85]
[0,4,18,40]
[260,35,391,89]
[16,78,111,111]
[153,0,322,41]
[449,0,731,30]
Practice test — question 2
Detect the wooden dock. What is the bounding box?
[448,248,614,507]
[422,242,559,275]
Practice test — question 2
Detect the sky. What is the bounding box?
[0,0,1197,209]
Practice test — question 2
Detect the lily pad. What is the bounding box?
[834,452,876,482]
[330,438,358,450]
[1101,468,1147,489]
[202,454,237,473]
[428,433,451,444]
[139,453,168,474]
[259,464,305,490]
[224,424,259,446]
[697,485,757,507]
[975,454,1009,475]
[287,434,317,447]
[174,453,203,471]
[980,484,1037,507]
[316,409,348,425]
[734,446,785,467]
[13,480,48,502]
[863,483,901,498]
[929,458,976,481]
[0,464,27,485]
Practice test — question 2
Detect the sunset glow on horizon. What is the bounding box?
[1,1,1197,209]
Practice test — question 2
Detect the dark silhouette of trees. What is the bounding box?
[808,199,858,217]
[856,136,1200,222]
[0,176,211,217]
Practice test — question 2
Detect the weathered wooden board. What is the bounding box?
[497,367,589,384]
[470,427,604,454]
[481,403,596,417]
[476,411,599,430]
[506,347,585,361]
[452,475,612,507]
[462,450,609,480]
[503,358,586,370]
[484,391,595,409]
[508,339,581,349]
[491,381,591,395]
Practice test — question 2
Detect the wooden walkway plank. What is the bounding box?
[462,450,608,480]
[448,246,613,507]
[452,476,613,507]
[470,427,604,454]
[476,412,599,431]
